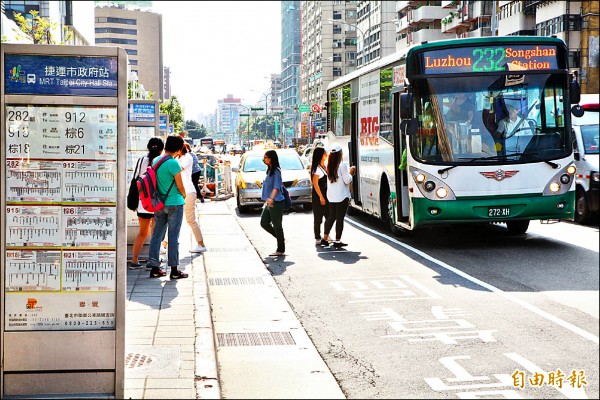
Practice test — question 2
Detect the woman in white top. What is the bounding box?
[130,137,164,269]
[323,143,356,248]
[178,143,207,253]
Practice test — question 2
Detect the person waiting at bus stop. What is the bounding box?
[189,146,205,203]
[323,144,355,248]
[310,146,330,246]
[146,134,188,280]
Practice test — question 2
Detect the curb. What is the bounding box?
[193,253,221,399]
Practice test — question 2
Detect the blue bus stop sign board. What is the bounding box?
[159,115,168,130]
[128,103,156,123]
[4,54,118,96]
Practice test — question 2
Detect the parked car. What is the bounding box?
[232,149,312,213]
[572,94,599,224]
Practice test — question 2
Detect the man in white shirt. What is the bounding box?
[496,103,525,138]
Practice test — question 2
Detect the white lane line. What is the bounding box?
[346,218,599,344]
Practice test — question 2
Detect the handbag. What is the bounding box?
[281,185,292,208]
[127,157,143,211]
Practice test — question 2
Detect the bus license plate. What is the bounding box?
[488,207,510,217]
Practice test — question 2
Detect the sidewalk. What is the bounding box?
[125,199,344,399]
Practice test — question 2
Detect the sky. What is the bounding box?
[153,1,282,121]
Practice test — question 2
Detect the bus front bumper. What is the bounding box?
[411,192,575,226]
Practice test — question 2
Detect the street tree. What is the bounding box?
[159,96,184,133]
[184,120,206,139]
[10,10,72,44]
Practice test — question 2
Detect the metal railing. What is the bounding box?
[200,159,233,200]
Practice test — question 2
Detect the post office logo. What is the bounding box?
[26,297,43,311]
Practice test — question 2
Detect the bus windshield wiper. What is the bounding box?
[438,153,559,175]
[438,155,507,174]
[506,152,559,169]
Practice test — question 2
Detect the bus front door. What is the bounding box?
[349,101,361,206]
[394,92,409,222]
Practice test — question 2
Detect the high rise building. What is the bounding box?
[301,0,358,133]
[355,0,397,68]
[281,1,301,139]
[268,73,282,111]
[94,4,163,100]
[2,0,95,45]
[281,1,301,108]
[217,94,242,141]
[395,1,456,51]
[440,1,494,38]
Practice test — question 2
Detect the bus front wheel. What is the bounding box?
[506,220,529,234]
[575,187,591,225]
[381,184,404,236]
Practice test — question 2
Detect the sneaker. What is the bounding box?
[128,262,143,270]
[269,251,285,257]
[315,239,322,245]
[320,239,330,247]
[190,245,207,253]
[170,270,189,279]
[333,241,348,248]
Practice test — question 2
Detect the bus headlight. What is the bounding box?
[424,181,436,192]
[410,167,456,200]
[543,164,575,196]
[560,174,570,184]
[436,187,448,198]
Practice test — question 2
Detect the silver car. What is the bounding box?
[233,149,312,213]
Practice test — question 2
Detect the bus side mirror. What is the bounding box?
[400,119,418,136]
[570,78,581,105]
[400,93,413,120]
[571,104,584,117]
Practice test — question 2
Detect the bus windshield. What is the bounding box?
[410,72,569,164]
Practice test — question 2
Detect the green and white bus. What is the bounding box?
[326,36,581,234]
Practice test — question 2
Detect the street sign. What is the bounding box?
[298,104,310,113]
[311,103,321,113]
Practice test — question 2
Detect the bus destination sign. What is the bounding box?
[421,45,559,74]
